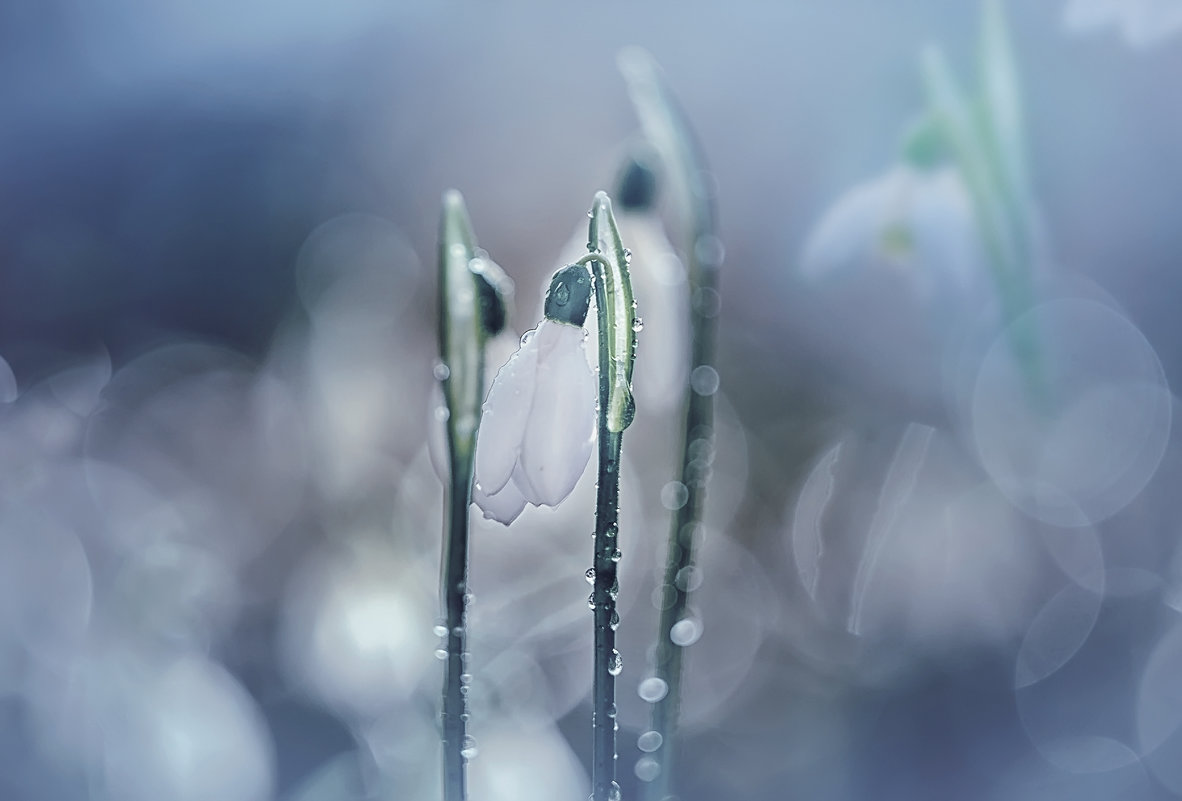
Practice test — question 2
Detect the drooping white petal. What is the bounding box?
[518,321,597,507]
[473,329,540,496]
[472,470,528,525]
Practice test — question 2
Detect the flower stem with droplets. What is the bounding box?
[436,190,511,801]
[587,190,637,801]
[619,49,721,801]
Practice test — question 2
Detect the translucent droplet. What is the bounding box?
[588,593,596,610]
[674,565,702,592]
[693,286,722,317]
[459,712,469,722]
[632,317,644,333]
[554,281,571,305]
[638,676,669,702]
[451,626,464,637]
[670,617,703,646]
[623,248,633,264]
[661,481,689,510]
[637,730,663,752]
[434,649,448,660]
[608,781,622,801]
[605,523,618,538]
[433,625,448,637]
[520,330,534,346]
[609,578,619,601]
[434,406,451,422]
[690,365,720,396]
[433,361,451,381]
[652,583,677,610]
[611,548,622,562]
[460,673,472,684]
[610,609,620,630]
[585,567,596,584]
[606,703,618,719]
[694,234,725,267]
[461,735,478,759]
[635,756,661,782]
[608,650,623,676]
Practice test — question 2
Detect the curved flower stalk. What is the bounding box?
[585,190,638,801]
[472,264,597,525]
[1064,0,1182,47]
[619,48,721,801]
[436,190,512,801]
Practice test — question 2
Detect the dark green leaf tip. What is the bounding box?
[544,263,592,327]
[469,252,514,336]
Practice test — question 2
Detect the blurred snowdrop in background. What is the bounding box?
[4,2,1182,800]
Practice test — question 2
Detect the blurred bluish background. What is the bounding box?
[3,2,1182,800]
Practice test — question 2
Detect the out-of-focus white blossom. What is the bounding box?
[798,163,989,410]
[1064,0,1182,47]
[802,164,982,301]
[472,319,596,525]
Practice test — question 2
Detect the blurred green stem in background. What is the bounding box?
[436,190,511,801]
[916,0,1048,405]
[619,48,722,801]
[584,191,637,801]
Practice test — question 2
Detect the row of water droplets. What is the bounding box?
[433,588,478,761]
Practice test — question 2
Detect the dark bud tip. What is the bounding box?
[544,263,592,327]
[470,253,514,336]
[615,152,659,211]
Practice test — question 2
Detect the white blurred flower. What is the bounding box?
[802,164,982,302]
[798,164,989,410]
[1064,0,1182,47]
[473,318,596,525]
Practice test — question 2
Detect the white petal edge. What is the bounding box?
[472,471,528,525]
[473,329,540,496]
[518,321,597,507]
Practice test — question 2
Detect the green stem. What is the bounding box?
[587,191,636,801]
[437,190,508,801]
[619,49,720,801]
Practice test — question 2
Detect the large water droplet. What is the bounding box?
[434,406,451,422]
[674,565,702,592]
[608,781,622,801]
[632,317,644,333]
[433,361,451,381]
[554,281,571,306]
[670,617,703,646]
[635,756,660,782]
[661,481,689,510]
[637,730,663,752]
[585,567,596,584]
[690,365,720,396]
[433,624,448,637]
[608,650,623,676]
[610,609,620,630]
[434,649,448,660]
[638,676,669,702]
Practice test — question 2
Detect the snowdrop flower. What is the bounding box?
[472,264,597,525]
[798,163,990,410]
[801,164,983,303]
[1064,0,1182,47]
